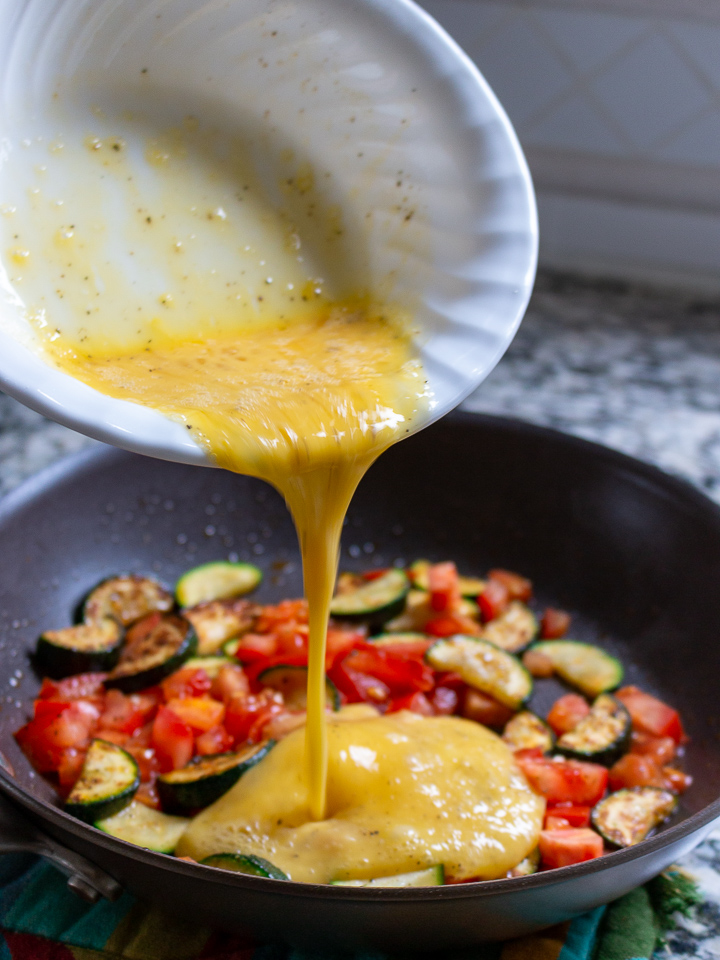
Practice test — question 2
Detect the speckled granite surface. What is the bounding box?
[1,270,720,955]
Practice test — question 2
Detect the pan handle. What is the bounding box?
[0,792,122,903]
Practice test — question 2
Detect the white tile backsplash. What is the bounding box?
[419,0,720,288]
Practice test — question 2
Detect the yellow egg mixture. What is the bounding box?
[1,116,543,880]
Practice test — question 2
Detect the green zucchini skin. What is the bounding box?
[330,569,410,629]
[507,848,540,877]
[480,602,538,654]
[530,640,623,697]
[95,800,189,853]
[157,741,275,811]
[183,599,257,655]
[258,665,341,711]
[555,694,631,766]
[64,739,139,823]
[182,656,233,678]
[369,632,429,647]
[426,636,532,710]
[592,787,677,847]
[503,712,555,753]
[82,575,173,626]
[105,615,197,693]
[36,618,124,679]
[201,853,288,879]
[175,562,262,608]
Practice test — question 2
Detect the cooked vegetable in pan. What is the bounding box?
[16,560,691,882]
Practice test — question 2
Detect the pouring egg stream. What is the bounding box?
[2,115,546,881]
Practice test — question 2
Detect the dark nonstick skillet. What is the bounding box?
[0,412,718,951]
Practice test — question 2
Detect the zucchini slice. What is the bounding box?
[507,848,540,877]
[426,636,532,710]
[183,599,257,655]
[503,712,555,753]
[332,864,444,887]
[96,800,190,853]
[480,601,538,654]
[409,560,486,599]
[258,665,340,711]
[36,618,123,678]
[175,562,262,608]
[370,632,430,648]
[201,853,288,879]
[105,615,196,693]
[592,787,677,847]
[83,575,173,626]
[531,641,623,697]
[556,694,631,766]
[330,569,409,628]
[157,741,275,811]
[182,656,233,678]
[64,739,139,823]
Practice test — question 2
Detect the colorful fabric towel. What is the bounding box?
[0,856,701,960]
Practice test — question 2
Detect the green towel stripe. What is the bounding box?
[1,862,91,940]
[558,907,606,960]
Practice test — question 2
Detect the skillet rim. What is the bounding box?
[0,411,719,899]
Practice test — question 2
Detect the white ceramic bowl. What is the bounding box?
[0,0,537,466]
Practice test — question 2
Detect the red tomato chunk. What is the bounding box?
[615,687,685,744]
[487,569,532,603]
[540,608,571,639]
[547,694,590,735]
[151,706,194,772]
[478,580,509,622]
[546,804,591,828]
[539,829,604,869]
[516,754,608,806]
[428,562,461,613]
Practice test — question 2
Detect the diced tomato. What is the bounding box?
[546,804,591,828]
[540,608,571,639]
[522,649,555,678]
[165,696,225,733]
[539,829,603,870]
[255,599,308,634]
[388,691,434,716]
[608,753,665,791]
[629,731,676,766]
[330,659,391,704]
[326,627,365,667]
[361,568,390,582]
[125,611,162,646]
[544,814,571,830]
[431,686,459,715]
[100,689,158,734]
[34,699,72,722]
[38,673,106,706]
[135,780,161,809]
[547,694,590,735]
[369,638,433,660]
[233,633,278,664]
[195,724,234,756]
[57,748,87,791]
[488,569,532,603]
[94,728,130,747]
[224,691,284,743]
[478,580,509,621]
[124,742,160,781]
[516,755,608,806]
[425,614,480,638]
[211,664,250,704]
[615,687,685,744]
[161,668,211,702]
[342,646,434,694]
[662,767,692,794]
[15,701,99,773]
[461,689,515,729]
[151,706,194,772]
[428,562,461,613]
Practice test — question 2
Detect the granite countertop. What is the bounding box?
[1,270,720,956]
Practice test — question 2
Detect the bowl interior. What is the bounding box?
[0,0,536,464]
[1,413,719,827]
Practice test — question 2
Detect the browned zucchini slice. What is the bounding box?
[503,712,555,753]
[480,601,538,653]
[105,615,196,692]
[592,787,677,847]
[556,694,631,766]
[36,618,123,678]
[183,599,257,655]
[158,741,275,811]
[65,739,139,823]
[83,575,173,626]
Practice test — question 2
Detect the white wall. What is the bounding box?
[420,0,720,290]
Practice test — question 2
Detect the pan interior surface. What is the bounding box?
[0,412,719,917]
